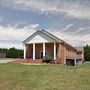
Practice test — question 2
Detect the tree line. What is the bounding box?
[0,47,23,58]
[0,45,90,60]
[84,45,90,61]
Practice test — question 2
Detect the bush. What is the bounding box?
[43,55,53,63]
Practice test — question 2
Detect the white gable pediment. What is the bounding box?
[23,30,56,44]
[27,35,49,44]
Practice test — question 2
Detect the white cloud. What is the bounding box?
[0,42,22,49]
[47,28,90,46]
[72,27,85,34]
[0,0,90,19]
[62,24,74,31]
[29,24,39,28]
[0,24,39,48]
[0,24,39,40]
[0,0,90,48]
[0,24,90,48]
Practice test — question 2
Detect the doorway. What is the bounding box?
[40,51,46,59]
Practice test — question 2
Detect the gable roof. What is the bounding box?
[23,30,62,44]
[41,30,77,50]
[23,29,77,50]
[41,29,63,43]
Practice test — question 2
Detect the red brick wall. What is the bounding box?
[26,43,78,65]
[35,44,43,59]
[45,43,54,58]
[26,43,54,59]
[26,44,33,58]
[58,43,65,64]
[26,44,43,59]
[66,46,77,58]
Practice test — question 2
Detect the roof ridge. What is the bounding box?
[41,29,63,42]
[40,30,58,41]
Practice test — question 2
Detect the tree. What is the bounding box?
[0,47,23,58]
[0,48,8,53]
[17,49,23,58]
[6,47,18,58]
[84,45,90,61]
[6,47,23,58]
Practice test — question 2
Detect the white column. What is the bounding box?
[74,59,77,66]
[58,44,61,60]
[82,50,84,61]
[64,46,66,65]
[43,43,45,57]
[54,43,56,60]
[33,43,35,60]
[24,45,26,59]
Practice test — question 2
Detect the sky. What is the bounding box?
[0,0,90,49]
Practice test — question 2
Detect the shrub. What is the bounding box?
[43,55,53,63]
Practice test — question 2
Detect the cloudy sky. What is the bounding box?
[0,0,90,49]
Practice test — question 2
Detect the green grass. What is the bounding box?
[0,62,90,90]
[0,58,17,60]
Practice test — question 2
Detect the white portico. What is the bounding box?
[23,30,60,60]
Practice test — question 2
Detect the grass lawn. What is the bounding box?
[0,62,90,90]
[0,58,17,60]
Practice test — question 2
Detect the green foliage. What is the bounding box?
[43,55,53,63]
[0,48,8,53]
[84,44,90,61]
[0,47,23,58]
[17,49,23,58]
[6,47,18,58]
